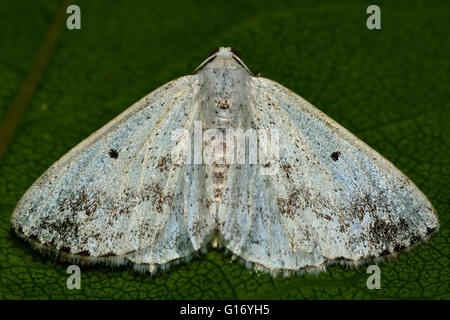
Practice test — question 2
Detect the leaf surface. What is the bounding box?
[0,0,448,299]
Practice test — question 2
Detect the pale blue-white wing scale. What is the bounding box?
[11,75,215,266]
[219,76,438,272]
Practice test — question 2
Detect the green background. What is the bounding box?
[0,0,448,299]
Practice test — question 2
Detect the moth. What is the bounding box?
[11,47,438,275]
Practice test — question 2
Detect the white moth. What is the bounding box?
[11,47,438,275]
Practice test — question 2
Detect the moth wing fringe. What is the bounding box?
[13,226,438,276]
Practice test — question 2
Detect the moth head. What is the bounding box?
[213,47,240,58]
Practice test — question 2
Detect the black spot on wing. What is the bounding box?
[109,149,119,159]
[331,151,341,161]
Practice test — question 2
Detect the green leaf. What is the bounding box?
[0,0,448,299]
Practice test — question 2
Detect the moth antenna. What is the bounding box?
[192,52,217,74]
